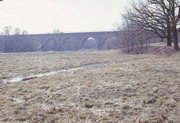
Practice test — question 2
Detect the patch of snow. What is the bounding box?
[3,77,23,84]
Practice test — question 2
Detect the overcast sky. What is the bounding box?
[0,0,128,34]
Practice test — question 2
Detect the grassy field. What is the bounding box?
[0,50,180,123]
[0,50,135,80]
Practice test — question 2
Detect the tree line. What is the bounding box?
[117,0,180,53]
[0,26,30,52]
[0,26,64,52]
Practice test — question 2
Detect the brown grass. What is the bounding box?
[0,50,180,123]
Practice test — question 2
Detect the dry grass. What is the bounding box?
[0,50,180,123]
[0,50,135,80]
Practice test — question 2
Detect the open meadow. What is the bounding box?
[0,49,180,123]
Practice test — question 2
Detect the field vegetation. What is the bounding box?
[0,46,180,123]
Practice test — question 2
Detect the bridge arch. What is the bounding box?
[61,36,78,51]
[40,38,56,51]
[82,36,99,49]
[104,36,118,50]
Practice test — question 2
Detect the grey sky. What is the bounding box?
[0,0,128,34]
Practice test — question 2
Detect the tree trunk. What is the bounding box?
[171,1,179,51]
[167,22,172,46]
[172,26,179,51]
[167,36,172,46]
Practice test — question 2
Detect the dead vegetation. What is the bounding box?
[0,49,180,123]
[0,51,133,80]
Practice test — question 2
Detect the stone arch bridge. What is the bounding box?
[25,31,121,51]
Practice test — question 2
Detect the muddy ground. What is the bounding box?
[0,50,180,123]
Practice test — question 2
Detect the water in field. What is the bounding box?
[1,59,136,84]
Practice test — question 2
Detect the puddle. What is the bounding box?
[9,77,23,83]
[1,59,137,84]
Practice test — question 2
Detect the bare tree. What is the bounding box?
[52,29,61,34]
[125,0,179,50]
[117,16,152,54]
[0,26,30,52]
[12,28,28,52]
[22,30,28,35]
[168,0,180,50]
[15,29,32,52]
[2,26,13,52]
[3,26,12,35]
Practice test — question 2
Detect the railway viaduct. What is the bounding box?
[24,31,120,51]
